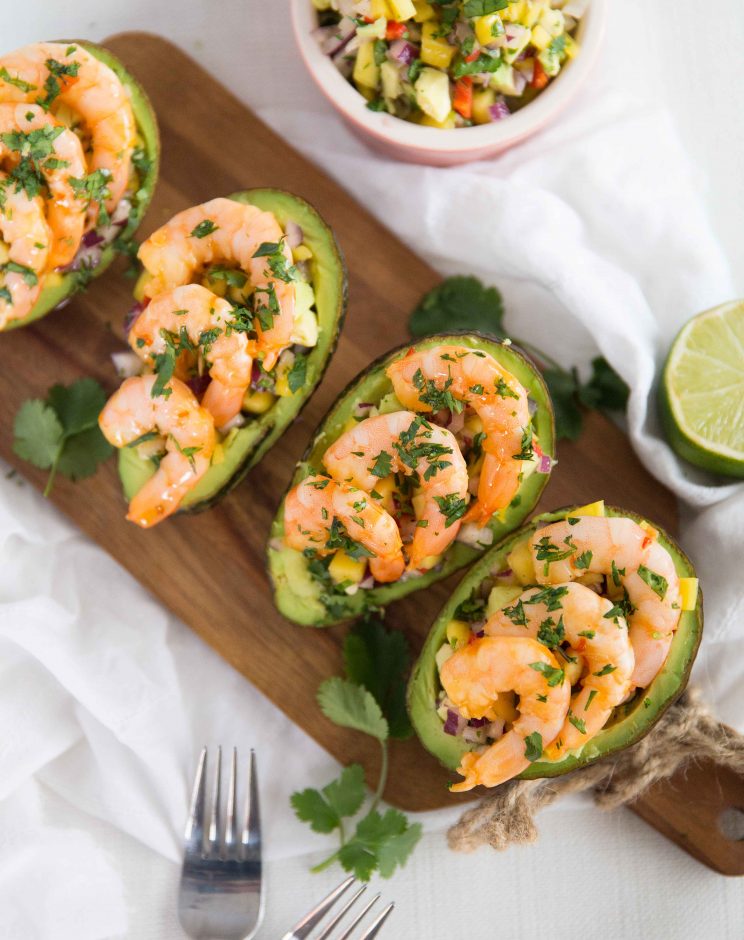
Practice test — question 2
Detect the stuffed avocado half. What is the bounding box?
[408,503,703,788]
[118,189,348,513]
[2,40,159,329]
[269,332,555,627]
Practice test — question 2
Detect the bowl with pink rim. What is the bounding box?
[291,0,607,166]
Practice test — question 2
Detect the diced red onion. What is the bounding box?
[488,718,506,739]
[353,402,375,417]
[82,229,105,249]
[313,18,355,56]
[537,453,553,474]
[443,709,467,736]
[495,567,514,579]
[515,59,534,82]
[430,408,452,427]
[61,242,103,273]
[489,100,511,121]
[469,716,488,728]
[447,410,466,436]
[389,39,418,65]
[123,300,145,336]
[358,574,375,590]
[504,23,530,47]
[475,630,485,638]
[110,351,143,379]
[511,70,528,96]
[285,220,303,248]
[187,374,211,398]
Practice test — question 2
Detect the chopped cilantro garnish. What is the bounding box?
[190,219,218,238]
[593,664,616,677]
[523,731,543,762]
[637,564,668,600]
[433,493,468,528]
[529,661,565,687]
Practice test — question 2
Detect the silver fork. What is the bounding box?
[281,876,394,940]
[178,747,263,940]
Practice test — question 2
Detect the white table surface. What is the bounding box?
[3,3,744,939]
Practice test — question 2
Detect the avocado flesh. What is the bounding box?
[120,188,348,511]
[269,332,556,627]
[407,505,704,781]
[3,40,160,330]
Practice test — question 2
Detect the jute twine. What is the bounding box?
[448,687,744,853]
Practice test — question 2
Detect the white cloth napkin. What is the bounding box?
[2,11,744,940]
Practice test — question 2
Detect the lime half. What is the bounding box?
[660,300,744,477]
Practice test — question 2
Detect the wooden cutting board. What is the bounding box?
[1,33,741,875]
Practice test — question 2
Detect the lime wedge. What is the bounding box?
[660,300,744,477]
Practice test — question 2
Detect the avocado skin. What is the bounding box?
[3,40,160,330]
[407,505,704,784]
[268,332,556,627]
[118,188,348,513]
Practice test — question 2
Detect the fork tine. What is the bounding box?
[357,902,394,939]
[184,746,207,852]
[225,747,237,848]
[314,885,367,940]
[280,876,356,940]
[335,894,380,940]
[207,745,222,846]
[241,749,261,858]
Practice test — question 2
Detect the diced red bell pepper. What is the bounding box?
[386,20,407,40]
[453,76,473,119]
[531,59,549,90]
[464,50,480,63]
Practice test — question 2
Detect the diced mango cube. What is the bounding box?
[530,23,552,51]
[507,538,535,585]
[421,21,456,69]
[486,583,523,616]
[501,0,525,23]
[292,244,313,262]
[446,620,472,649]
[564,653,584,686]
[679,578,699,611]
[492,691,519,724]
[242,390,275,414]
[370,0,392,18]
[371,474,396,514]
[563,34,579,59]
[572,500,605,517]
[464,413,484,434]
[475,13,503,46]
[520,0,548,28]
[328,549,367,586]
[133,271,151,302]
[211,443,225,465]
[472,88,496,125]
[413,0,435,22]
[388,0,416,20]
[353,40,381,90]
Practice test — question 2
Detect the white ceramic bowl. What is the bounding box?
[292,0,607,166]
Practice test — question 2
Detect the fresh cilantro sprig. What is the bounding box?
[291,615,421,881]
[408,276,629,441]
[12,378,113,496]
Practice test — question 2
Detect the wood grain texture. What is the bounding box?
[0,33,739,873]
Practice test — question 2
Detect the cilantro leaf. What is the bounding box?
[524,731,543,762]
[47,377,107,436]
[317,677,389,742]
[343,616,413,740]
[13,378,113,496]
[323,764,367,819]
[339,809,422,881]
[578,356,629,412]
[287,355,307,394]
[409,276,505,339]
[291,788,341,834]
[13,399,63,468]
[57,425,113,481]
[463,0,508,14]
[291,764,366,834]
[529,661,565,687]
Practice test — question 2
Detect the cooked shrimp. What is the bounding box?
[99,374,216,528]
[440,636,570,790]
[486,582,635,756]
[0,104,87,267]
[386,345,530,525]
[284,474,405,582]
[138,198,295,371]
[0,42,136,215]
[322,411,469,571]
[128,284,255,430]
[530,516,682,689]
[0,170,51,328]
